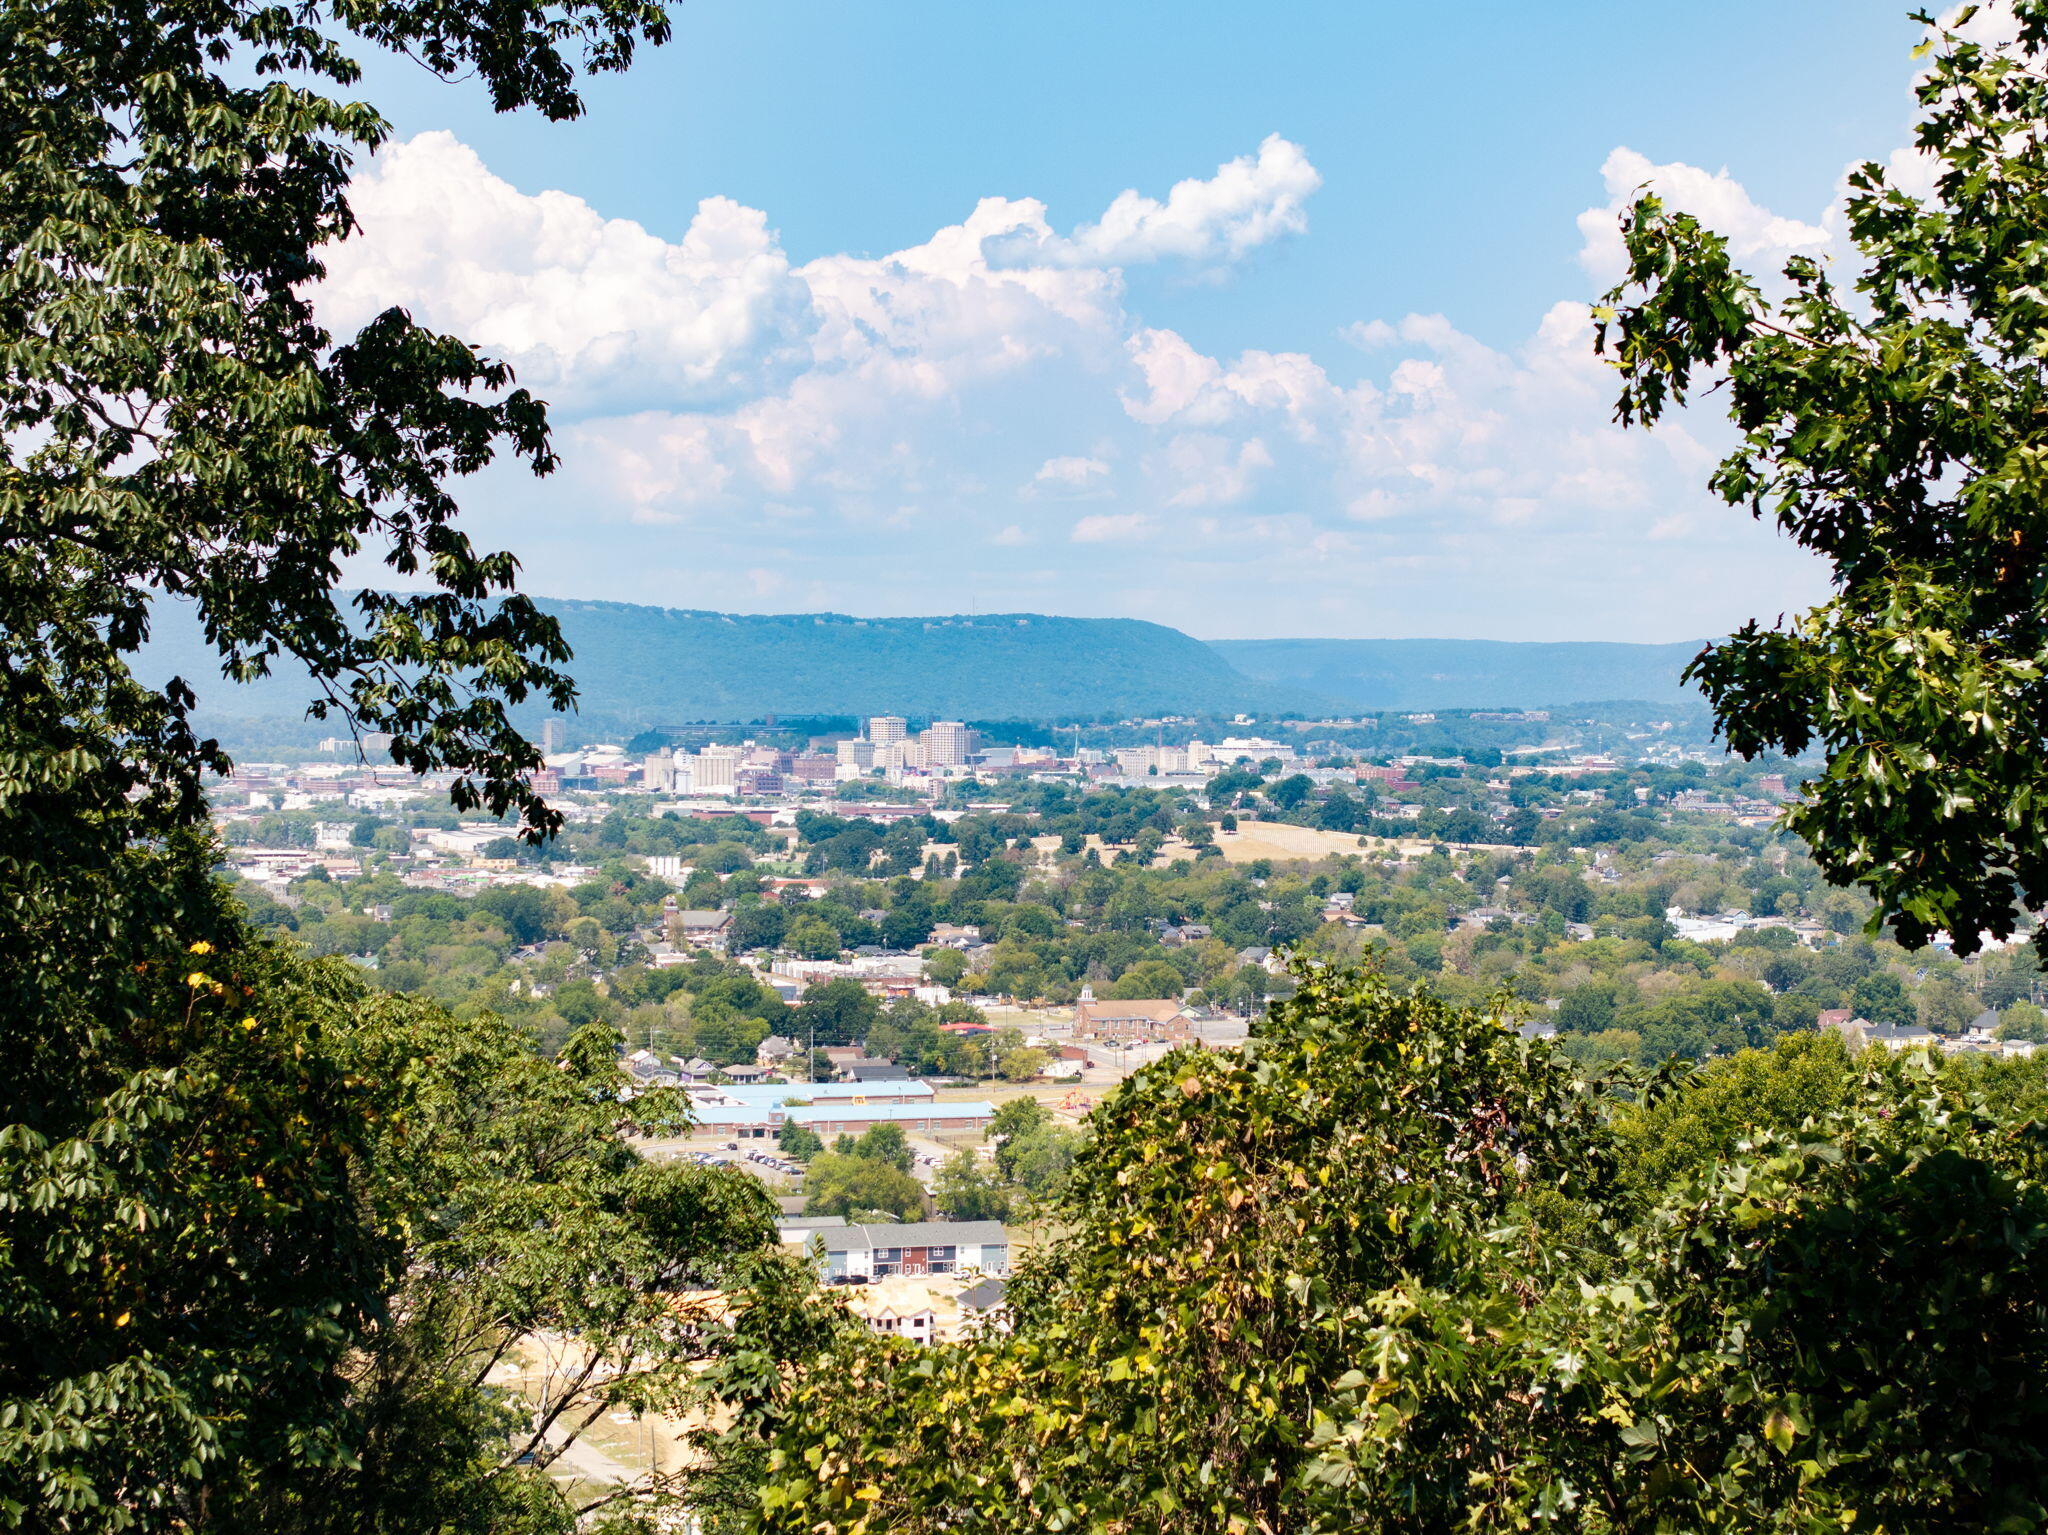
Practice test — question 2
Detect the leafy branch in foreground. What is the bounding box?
[1,2,673,1528]
[1597,2,2048,955]
[3,0,668,844]
[745,962,2048,1533]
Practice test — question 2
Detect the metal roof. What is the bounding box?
[785,1101,994,1126]
[780,1219,1010,1251]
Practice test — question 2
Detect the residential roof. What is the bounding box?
[846,1061,911,1080]
[1077,998,1189,1022]
[842,1278,944,1322]
[779,1219,1010,1251]
[957,1276,1008,1310]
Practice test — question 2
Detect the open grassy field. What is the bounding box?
[1178,820,1429,865]
[1032,822,1430,871]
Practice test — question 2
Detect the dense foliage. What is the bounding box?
[1,889,784,1531]
[1600,1,2048,955]
[0,0,680,1527]
[747,964,2048,1533]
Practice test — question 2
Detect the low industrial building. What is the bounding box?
[682,1080,994,1139]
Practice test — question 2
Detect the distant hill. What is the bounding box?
[136,597,1300,730]
[1208,637,1709,712]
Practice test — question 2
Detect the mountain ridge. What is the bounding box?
[136,596,1713,733]
[135,596,1302,728]
[1208,636,1708,712]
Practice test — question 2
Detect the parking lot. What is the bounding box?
[639,1135,959,1187]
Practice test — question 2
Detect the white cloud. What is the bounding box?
[1576,146,1829,282]
[1071,512,1155,543]
[1030,455,1112,494]
[321,133,817,416]
[317,129,1826,638]
[1158,433,1273,507]
[988,135,1320,270]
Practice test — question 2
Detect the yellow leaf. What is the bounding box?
[1763,1408,1797,1453]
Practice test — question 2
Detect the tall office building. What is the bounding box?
[867,715,907,748]
[925,720,970,767]
[541,717,564,756]
[836,738,877,771]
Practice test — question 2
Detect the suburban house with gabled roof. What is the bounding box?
[667,908,732,950]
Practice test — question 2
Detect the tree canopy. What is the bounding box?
[0,0,673,1526]
[748,964,2048,1533]
[1598,2,2048,955]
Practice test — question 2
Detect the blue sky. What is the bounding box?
[328,1,1927,640]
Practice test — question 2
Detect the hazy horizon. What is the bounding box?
[467,589,1715,649]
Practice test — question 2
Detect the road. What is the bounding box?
[541,1423,639,1487]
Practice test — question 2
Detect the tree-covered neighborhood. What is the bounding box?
[8,2,2048,1532]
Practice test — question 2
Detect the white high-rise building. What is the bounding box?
[836,738,877,771]
[686,747,741,794]
[867,715,907,748]
[924,721,970,767]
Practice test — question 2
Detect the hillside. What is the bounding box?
[1207,636,1709,712]
[136,597,1298,730]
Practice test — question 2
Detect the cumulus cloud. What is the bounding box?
[990,134,1321,269]
[1576,146,1829,282]
[1157,434,1274,507]
[317,129,1826,638]
[321,133,817,416]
